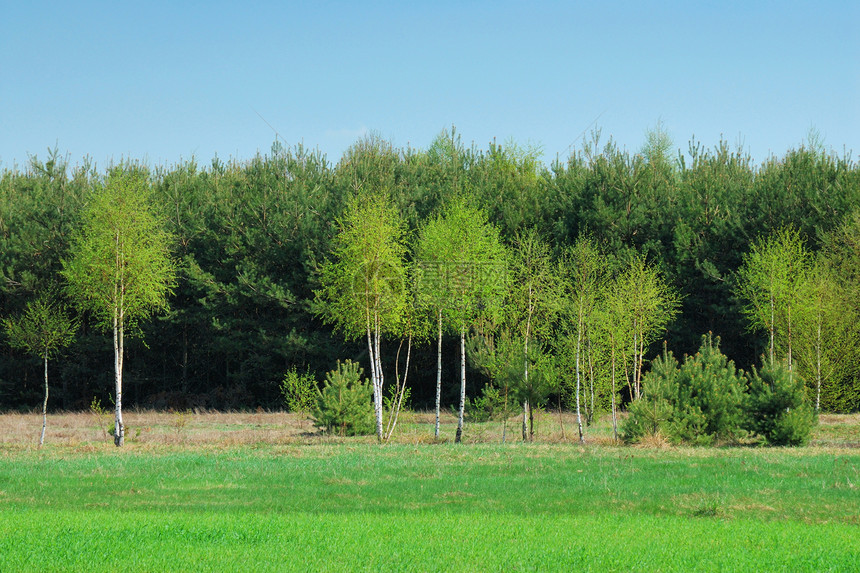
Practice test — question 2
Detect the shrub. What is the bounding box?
[622,348,677,443]
[280,366,317,415]
[466,383,509,423]
[623,335,746,445]
[745,362,816,446]
[312,360,374,436]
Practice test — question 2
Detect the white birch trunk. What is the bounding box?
[114,310,125,447]
[575,310,584,444]
[113,232,125,447]
[384,336,411,441]
[769,294,775,365]
[373,314,384,442]
[815,317,822,412]
[587,332,595,426]
[632,321,640,399]
[523,291,533,442]
[40,350,48,447]
[434,309,442,438]
[638,337,645,399]
[455,326,466,443]
[610,339,618,442]
[787,305,793,378]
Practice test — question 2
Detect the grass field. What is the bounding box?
[1,410,858,571]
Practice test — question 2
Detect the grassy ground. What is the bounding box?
[1,411,858,571]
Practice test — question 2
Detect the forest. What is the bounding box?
[2,127,859,424]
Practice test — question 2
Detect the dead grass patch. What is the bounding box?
[633,431,672,449]
[1,410,858,452]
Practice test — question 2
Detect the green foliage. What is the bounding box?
[558,235,610,437]
[466,329,557,427]
[735,227,809,365]
[89,397,111,440]
[383,382,411,415]
[622,349,677,442]
[615,253,681,398]
[466,331,520,420]
[62,166,176,332]
[280,367,317,415]
[2,133,860,413]
[312,360,374,436]
[624,336,746,445]
[4,291,77,359]
[465,383,509,423]
[414,197,508,330]
[316,192,407,340]
[745,362,816,446]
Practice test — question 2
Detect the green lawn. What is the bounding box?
[1,443,858,571]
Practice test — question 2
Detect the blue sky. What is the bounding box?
[1,1,857,170]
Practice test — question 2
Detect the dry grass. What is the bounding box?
[633,430,672,449]
[0,409,312,450]
[1,408,857,452]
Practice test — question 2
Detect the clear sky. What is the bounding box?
[2,1,858,170]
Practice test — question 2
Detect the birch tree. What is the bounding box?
[794,257,859,411]
[559,236,607,443]
[3,292,77,446]
[507,229,560,441]
[736,227,809,370]
[315,192,407,442]
[601,271,633,441]
[615,254,680,400]
[415,198,507,441]
[62,167,174,447]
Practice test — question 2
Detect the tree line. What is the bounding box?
[2,128,859,431]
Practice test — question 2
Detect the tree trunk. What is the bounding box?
[611,341,618,442]
[385,336,412,441]
[529,403,535,440]
[181,324,189,394]
[366,316,383,443]
[769,294,775,365]
[502,384,509,444]
[631,323,639,399]
[522,400,529,442]
[114,313,125,447]
[455,326,466,443]
[787,305,793,378]
[523,311,531,442]
[587,334,595,427]
[373,315,384,442]
[434,309,442,439]
[575,318,584,444]
[114,236,125,448]
[40,350,48,447]
[522,284,534,442]
[815,318,822,412]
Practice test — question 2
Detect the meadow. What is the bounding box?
[1,411,858,571]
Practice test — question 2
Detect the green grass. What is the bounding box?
[1,443,858,571]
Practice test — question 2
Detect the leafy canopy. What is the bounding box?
[315,192,407,340]
[62,167,175,330]
[4,291,77,359]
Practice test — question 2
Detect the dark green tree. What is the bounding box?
[745,361,816,446]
